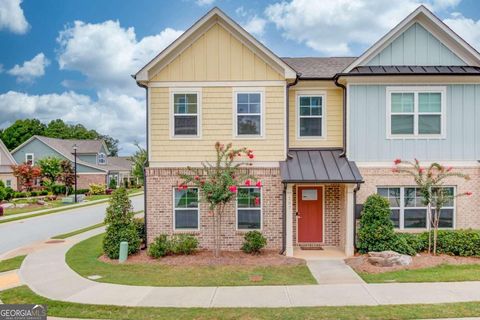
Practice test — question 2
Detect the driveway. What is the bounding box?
[0,194,144,257]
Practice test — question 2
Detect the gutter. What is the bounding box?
[133,76,149,248]
[335,72,480,77]
[333,75,347,157]
[353,182,361,250]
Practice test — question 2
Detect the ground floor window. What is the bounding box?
[5,180,11,188]
[377,186,455,229]
[173,187,199,230]
[237,187,261,230]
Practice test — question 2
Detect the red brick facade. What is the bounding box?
[357,166,480,229]
[77,174,106,189]
[145,167,284,251]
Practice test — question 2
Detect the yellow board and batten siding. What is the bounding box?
[288,81,344,148]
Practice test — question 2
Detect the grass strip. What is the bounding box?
[0,255,26,272]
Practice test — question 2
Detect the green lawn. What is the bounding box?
[358,263,480,283]
[51,223,105,239]
[0,255,26,272]
[2,286,480,320]
[66,233,316,287]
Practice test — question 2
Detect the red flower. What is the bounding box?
[229,185,237,193]
[254,197,260,206]
[418,167,424,174]
[447,166,453,172]
[177,184,187,191]
[255,181,262,188]
[245,179,252,186]
[414,158,419,164]
[394,158,401,165]
[194,176,200,180]
[248,153,254,159]
[466,191,473,196]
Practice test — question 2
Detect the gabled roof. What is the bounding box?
[0,139,16,165]
[11,136,108,172]
[134,7,297,82]
[344,5,480,73]
[105,156,133,172]
[282,57,356,79]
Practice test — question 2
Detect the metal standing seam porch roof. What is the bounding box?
[280,149,363,183]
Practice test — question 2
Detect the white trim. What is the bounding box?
[344,6,480,72]
[285,184,294,256]
[148,81,286,88]
[172,187,200,231]
[345,185,355,256]
[295,90,327,140]
[386,86,446,139]
[377,185,456,230]
[295,185,325,244]
[235,187,263,231]
[0,140,16,164]
[135,8,296,81]
[283,82,287,158]
[149,161,280,168]
[169,88,202,140]
[232,88,265,139]
[346,83,351,158]
[97,152,107,165]
[25,153,34,165]
[147,87,152,163]
[357,161,480,168]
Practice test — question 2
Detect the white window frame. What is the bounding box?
[25,153,34,165]
[233,88,265,139]
[172,187,200,231]
[386,86,446,139]
[97,152,107,165]
[5,179,11,188]
[236,187,263,231]
[169,88,202,139]
[296,91,327,140]
[377,186,456,230]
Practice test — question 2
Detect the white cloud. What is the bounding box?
[0,90,145,155]
[57,20,183,97]
[195,0,215,6]
[7,53,50,83]
[243,16,267,37]
[0,0,29,34]
[444,12,480,51]
[265,0,461,55]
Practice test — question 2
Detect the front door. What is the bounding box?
[297,186,323,242]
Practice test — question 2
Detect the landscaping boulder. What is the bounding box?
[36,200,46,205]
[367,250,412,267]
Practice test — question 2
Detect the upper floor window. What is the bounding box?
[235,92,262,136]
[298,94,324,138]
[173,93,199,137]
[387,87,446,138]
[237,187,262,230]
[377,186,455,230]
[25,153,34,165]
[98,153,107,165]
[174,187,199,230]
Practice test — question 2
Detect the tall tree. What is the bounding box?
[37,157,62,183]
[57,160,76,195]
[1,119,46,150]
[130,143,147,183]
[11,164,42,191]
[100,134,119,156]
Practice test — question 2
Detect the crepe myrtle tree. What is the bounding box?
[392,159,472,255]
[11,163,42,191]
[178,142,262,257]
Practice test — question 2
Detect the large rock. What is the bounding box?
[368,251,412,267]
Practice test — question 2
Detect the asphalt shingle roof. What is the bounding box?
[281,57,357,79]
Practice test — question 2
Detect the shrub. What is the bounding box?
[74,188,89,195]
[13,192,27,198]
[124,179,129,189]
[148,235,170,258]
[102,188,141,259]
[109,178,117,189]
[170,234,198,255]
[241,231,267,254]
[428,230,480,256]
[133,217,145,242]
[51,184,66,195]
[30,191,39,197]
[89,184,106,195]
[0,187,6,202]
[4,187,14,201]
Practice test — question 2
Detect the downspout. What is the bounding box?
[333,75,347,157]
[133,76,149,248]
[281,75,299,254]
[353,182,361,250]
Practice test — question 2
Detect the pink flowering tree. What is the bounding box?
[178,142,261,257]
[393,159,471,255]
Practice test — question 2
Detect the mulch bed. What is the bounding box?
[345,253,480,274]
[99,249,306,267]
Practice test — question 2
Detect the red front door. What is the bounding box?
[297,186,323,242]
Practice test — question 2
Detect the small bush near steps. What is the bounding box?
[241,231,267,254]
[148,234,198,258]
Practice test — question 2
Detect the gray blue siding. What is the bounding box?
[12,138,105,173]
[348,84,480,161]
[78,154,97,164]
[366,23,465,66]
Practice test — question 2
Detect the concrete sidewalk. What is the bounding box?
[19,228,480,308]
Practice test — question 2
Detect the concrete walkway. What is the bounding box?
[18,229,480,308]
[307,260,365,284]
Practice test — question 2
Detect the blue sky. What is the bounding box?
[1,0,480,154]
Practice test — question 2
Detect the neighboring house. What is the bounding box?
[0,139,17,190]
[134,6,480,257]
[11,136,132,189]
[105,156,135,187]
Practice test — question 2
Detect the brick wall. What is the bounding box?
[145,167,284,251]
[77,174,106,189]
[292,184,345,247]
[358,166,480,229]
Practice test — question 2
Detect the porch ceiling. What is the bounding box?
[280,149,363,184]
